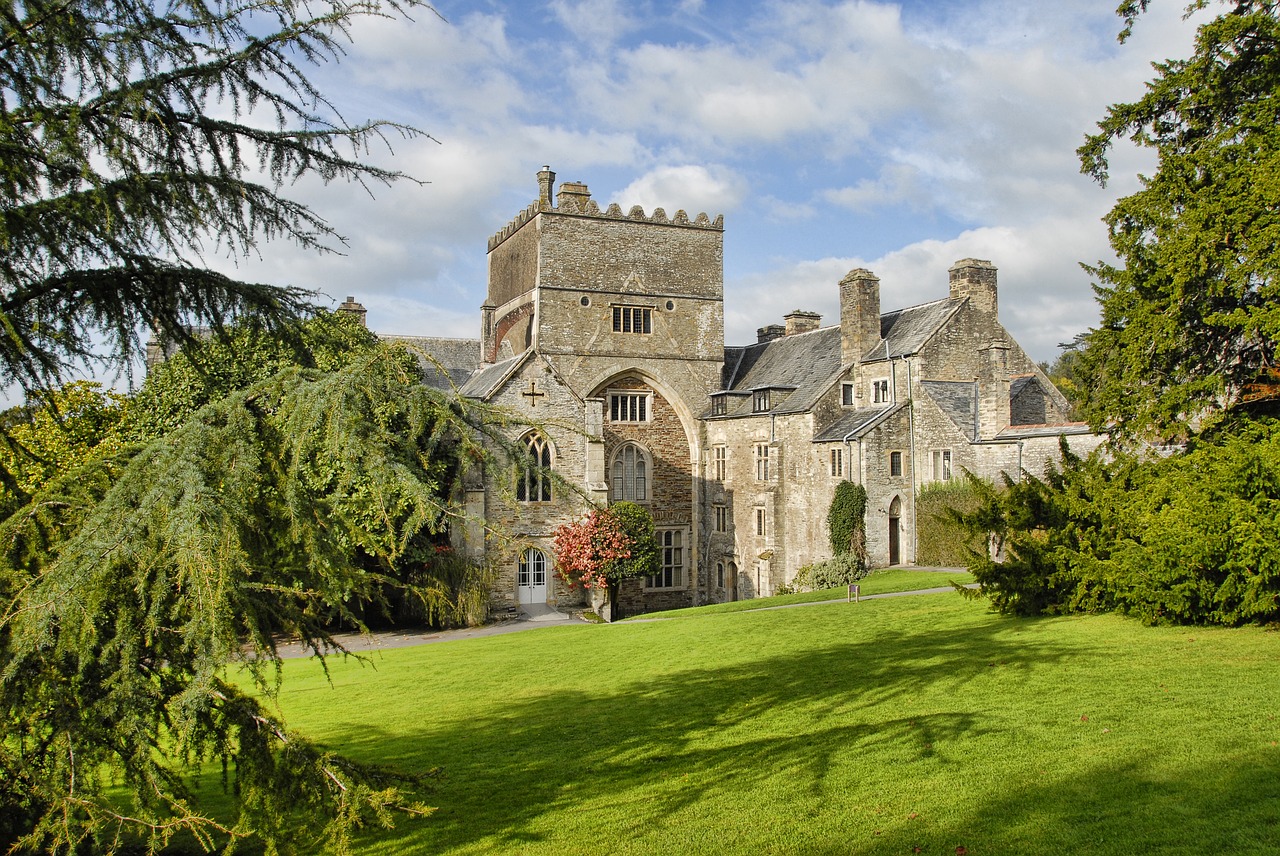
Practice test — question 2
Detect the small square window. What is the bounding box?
[710,395,727,416]
[753,390,771,412]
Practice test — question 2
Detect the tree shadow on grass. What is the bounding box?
[322,610,1094,853]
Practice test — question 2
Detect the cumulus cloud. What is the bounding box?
[613,164,746,216]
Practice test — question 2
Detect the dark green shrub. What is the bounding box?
[792,553,869,591]
[916,478,987,566]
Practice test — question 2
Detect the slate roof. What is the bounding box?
[717,326,843,415]
[381,335,482,391]
[866,298,964,362]
[919,380,977,438]
[812,404,904,442]
[459,352,525,399]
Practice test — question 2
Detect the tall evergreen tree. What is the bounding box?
[0,2,502,852]
[0,0,435,397]
[1078,0,1280,439]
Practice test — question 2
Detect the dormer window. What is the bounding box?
[710,395,727,416]
[873,379,890,404]
[753,389,771,412]
[842,383,855,406]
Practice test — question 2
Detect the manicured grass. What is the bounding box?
[257,590,1279,855]
[629,567,975,619]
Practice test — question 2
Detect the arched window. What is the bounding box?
[517,432,553,502]
[610,442,650,502]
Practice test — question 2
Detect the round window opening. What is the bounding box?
[580,296,591,306]
[665,300,675,310]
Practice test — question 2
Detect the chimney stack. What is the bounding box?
[556,180,591,213]
[949,258,998,316]
[537,166,556,208]
[839,269,881,366]
[337,295,367,327]
[784,310,822,336]
[978,340,1011,439]
[757,324,786,343]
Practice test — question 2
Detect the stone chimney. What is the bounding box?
[337,295,367,327]
[556,180,591,212]
[839,269,881,366]
[784,310,822,336]
[757,324,785,343]
[978,340,1011,439]
[949,258,998,316]
[537,166,556,208]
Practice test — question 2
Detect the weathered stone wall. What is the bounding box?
[479,356,592,611]
[858,408,915,567]
[487,215,540,310]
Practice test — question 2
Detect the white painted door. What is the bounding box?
[517,548,548,604]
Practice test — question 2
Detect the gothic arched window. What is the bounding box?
[517,432,553,502]
[610,442,650,502]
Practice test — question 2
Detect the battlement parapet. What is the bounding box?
[488,184,723,252]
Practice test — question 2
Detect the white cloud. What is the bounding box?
[613,164,746,216]
[549,0,640,48]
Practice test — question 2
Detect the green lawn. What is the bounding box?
[629,567,975,619]
[257,589,1279,855]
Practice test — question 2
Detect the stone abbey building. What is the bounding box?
[380,167,1102,616]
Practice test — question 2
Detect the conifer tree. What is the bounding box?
[1077,0,1280,438]
[0,0,435,397]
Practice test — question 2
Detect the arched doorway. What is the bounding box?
[888,496,902,566]
[517,547,548,605]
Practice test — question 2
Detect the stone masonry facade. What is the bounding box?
[371,167,1104,615]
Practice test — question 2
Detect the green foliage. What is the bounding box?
[0,382,127,514]
[607,502,661,582]
[954,421,1280,625]
[0,0,431,398]
[1038,336,1086,418]
[916,478,988,567]
[791,553,869,592]
[827,480,868,558]
[0,349,522,854]
[126,311,382,440]
[1077,1,1280,438]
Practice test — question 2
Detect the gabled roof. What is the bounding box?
[459,352,527,399]
[918,380,976,437]
[719,326,843,414]
[381,335,482,391]
[865,298,964,362]
[813,403,904,442]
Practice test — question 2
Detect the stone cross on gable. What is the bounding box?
[521,380,546,407]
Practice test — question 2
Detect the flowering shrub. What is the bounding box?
[552,502,659,589]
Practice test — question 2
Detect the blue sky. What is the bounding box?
[212,0,1209,363]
